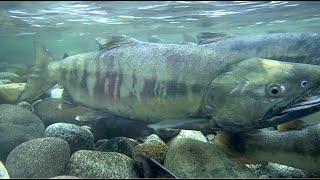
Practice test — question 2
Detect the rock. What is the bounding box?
[95,139,109,147]
[0,161,9,179]
[17,101,33,111]
[259,174,270,178]
[44,123,94,153]
[49,175,80,179]
[245,164,268,177]
[168,130,208,146]
[67,150,138,178]
[0,83,25,103]
[206,134,216,142]
[95,137,139,158]
[81,126,92,132]
[0,79,12,84]
[0,72,20,82]
[0,104,45,160]
[164,139,257,178]
[133,134,168,164]
[246,162,307,178]
[267,163,307,178]
[144,134,162,143]
[33,98,92,127]
[6,137,71,178]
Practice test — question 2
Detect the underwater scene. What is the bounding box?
[1,1,320,179]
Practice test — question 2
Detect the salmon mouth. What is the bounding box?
[256,95,320,129]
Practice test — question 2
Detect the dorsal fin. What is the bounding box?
[95,35,135,50]
[196,32,233,45]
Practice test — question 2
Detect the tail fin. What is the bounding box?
[17,41,56,102]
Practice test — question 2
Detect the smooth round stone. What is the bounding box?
[168,130,208,146]
[0,83,25,103]
[6,137,71,178]
[133,134,168,164]
[164,138,257,178]
[266,162,307,178]
[45,123,94,153]
[0,104,45,160]
[246,162,307,178]
[67,150,138,178]
[144,134,163,143]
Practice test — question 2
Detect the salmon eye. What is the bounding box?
[266,84,282,98]
[301,80,308,88]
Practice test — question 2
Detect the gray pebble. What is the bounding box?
[44,123,94,153]
[6,137,71,178]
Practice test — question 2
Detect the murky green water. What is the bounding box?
[1,1,320,65]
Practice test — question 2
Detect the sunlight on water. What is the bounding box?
[0,1,320,65]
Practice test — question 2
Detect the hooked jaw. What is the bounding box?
[254,92,320,129]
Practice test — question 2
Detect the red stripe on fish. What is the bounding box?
[93,59,106,99]
[116,71,123,99]
[140,68,157,100]
[107,71,117,99]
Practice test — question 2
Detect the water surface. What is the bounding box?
[0,1,319,65]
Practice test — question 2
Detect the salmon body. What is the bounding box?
[43,32,320,124]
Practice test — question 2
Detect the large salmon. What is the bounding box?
[18,33,320,132]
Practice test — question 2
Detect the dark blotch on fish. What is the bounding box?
[191,84,203,94]
[60,68,67,82]
[140,75,157,100]
[166,81,187,97]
